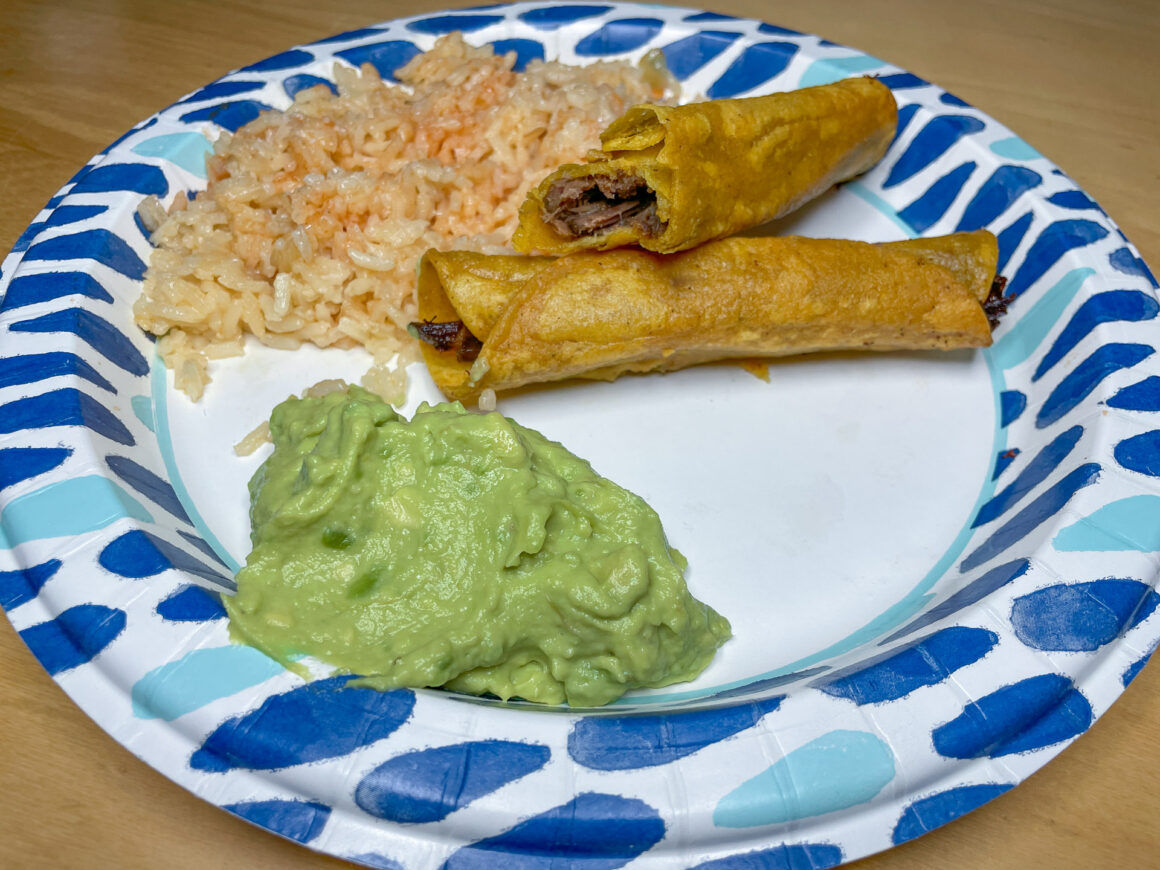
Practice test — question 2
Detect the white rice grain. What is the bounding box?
[134,33,676,401]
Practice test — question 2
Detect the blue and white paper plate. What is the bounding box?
[2,3,1159,867]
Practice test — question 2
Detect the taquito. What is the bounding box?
[412,230,1000,403]
[513,77,898,255]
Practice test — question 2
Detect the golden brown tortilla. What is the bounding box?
[513,77,898,255]
[414,230,1000,402]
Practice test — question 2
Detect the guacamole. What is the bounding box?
[225,387,730,706]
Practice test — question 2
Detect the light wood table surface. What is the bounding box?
[2,1,1158,867]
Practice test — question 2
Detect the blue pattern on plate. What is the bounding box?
[1,476,152,548]
[959,464,1101,571]
[98,528,232,587]
[131,644,285,720]
[1114,429,1160,476]
[14,206,115,254]
[0,352,114,393]
[1034,291,1159,382]
[797,54,884,89]
[489,38,545,70]
[307,27,388,46]
[176,80,265,105]
[881,559,1030,643]
[1123,645,1155,687]
[443,793,664,870]
[567,696,782,770]
[707,41,798,98]
[995,211,1034,273]
[222,799,330,843]
[574,18,664,56]
[756,22,802,37]
[989,269,1093,372]
[43,204,110,228]
[890,103,920,147]
[131,133,214,179]
[23,228,147,280]
[817,626,998,705]
[69,163,169,198]
[990,136,1042,161]
[714,730,895,827]
[177,529,232,568]
[99,117,160,157]
[238,49,314,73]
[932,674,1092,758]
[178,100,271,132]
[877,72,928,90]
[1048,190,1099,211]
[993,447,1021,479]
[898,161,976,234]
[0,389,135,445]
[191,676,415,772]
[0,271,114,311]
[660,31,739,80]
[1005,219,1110,299]
[1107,375,1160,411]
[883,115,985,189]
[344,854,404,870]
[407,15,505,34]
[355,739,550,823]
[2,6,1159,867]
[1054,494,1160,552]
[335,41,424,80]
[998,390,1027,427]
[105,455,192,523]
[1036,344,1153,428]
[711,666,830,700]
[12,205,112,256]
[892,784,1014,844]
[19,604,127,675]
[939,92,971,108]
[0,447,73,492]
[282,74,338,99]
[156,584,227,622]
[517,5,612,28]
[689,843,844,870]
[955,166,1042,232]
[0,559,61,610]
[1109,246,1158,286]
[1011,579,1159,652]
[972,425,1082,527]
[9,308,149,375]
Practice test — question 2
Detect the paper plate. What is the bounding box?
[2,3,1159,867]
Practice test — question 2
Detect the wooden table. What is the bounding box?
[2,1,1157,867]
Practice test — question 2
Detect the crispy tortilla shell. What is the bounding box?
[417,230,999,402]
[513,77,898,255]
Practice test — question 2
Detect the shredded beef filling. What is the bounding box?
[541,171,662,239]
[409,320,482,362]
[983,275,1011,329]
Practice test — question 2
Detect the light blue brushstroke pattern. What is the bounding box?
[990,136,1043,162]
[989,268,1094,371]
[131,644,286,720]
[1054,495,1160,552]
[151,356,242,573]
[713,730,895,827]
[131,395,155,432]
[797,54,885,88]
[130,133,214,179]
[0,475,152,549]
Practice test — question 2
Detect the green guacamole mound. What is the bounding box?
[225,387,730,707]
